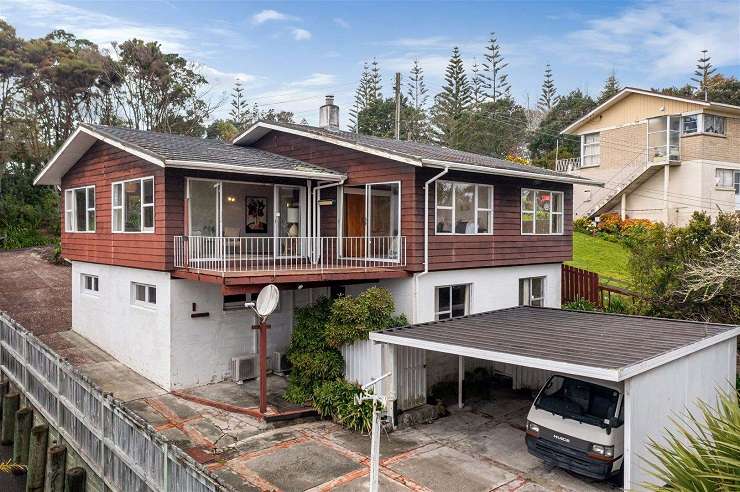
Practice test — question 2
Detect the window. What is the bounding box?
[112,177,154,232]
[435,181,493,234]
[435,284,469,320]
[647,116,680,163]
[81,274,99,294]
[132,282,156,306]
[64,186,95,232]
[682,114,726,136]
[582,133,600,167]
[715,168,735,188]
[521,189,563,235]
[703,114,725,135]
[519,277,545,307]
[223,294,247,311]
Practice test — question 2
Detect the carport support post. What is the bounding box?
[252,322,270,415]
[458,356,463,409]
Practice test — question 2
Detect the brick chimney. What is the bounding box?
[319,95,339,129]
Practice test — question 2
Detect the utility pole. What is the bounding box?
[394,72,401,140]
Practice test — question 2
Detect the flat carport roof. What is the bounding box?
[369,306,739,381]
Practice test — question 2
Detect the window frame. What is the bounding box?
[434,284,470,320]
[519,277,546,307]
[647,115,680,163]
[681,113,726,136]
[521,188,564,236]
[64,185,96,233]
[434,180,494,235]
[580,132,600,168]
[715,168,736,189]
[112,176,155,234]
[80,273,99,295]
[131,282,157,307]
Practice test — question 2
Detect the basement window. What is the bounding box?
[64,186,96,232]
[81,274,99,294]
[435,284,469,320]
[132,282,156,307]
[519,277,545,307]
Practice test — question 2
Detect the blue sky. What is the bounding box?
[3,0,739,126]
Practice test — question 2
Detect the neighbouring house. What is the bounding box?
[557,87,740,225]
[34,96,596,391]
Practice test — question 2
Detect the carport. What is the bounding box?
[370,306,739,489]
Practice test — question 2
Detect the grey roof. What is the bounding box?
[371,306,738,377]
[83,123,343,178]
[250,121,581,180]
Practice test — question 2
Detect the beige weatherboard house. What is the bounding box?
[557,87,740,225]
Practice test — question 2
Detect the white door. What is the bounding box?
[395,346,426,411]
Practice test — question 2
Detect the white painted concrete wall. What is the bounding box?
[623,337,737,489]
[71,262,172,389]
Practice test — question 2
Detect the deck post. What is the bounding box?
[46,444,67,492]
[13,406,33,469]
[458,356,464,409]
[1,392,20,444]
[252,323,270,414]
[26,424,48,492]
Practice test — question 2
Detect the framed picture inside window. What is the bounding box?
[245,197,268,234]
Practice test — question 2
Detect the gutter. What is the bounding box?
[413,166,449,323]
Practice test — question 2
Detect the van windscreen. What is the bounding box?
[534,376,620,428]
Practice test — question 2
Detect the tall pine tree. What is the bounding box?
[368,59,383,103]
[349,62,372,131]
[432,46,472,147]
[471,60,485,110]
[229,79,249,128]
[406,59,429,141]
[537,64,558,112]
[692,49,716,101]
[597,71,621,104]
[482,32,510,102]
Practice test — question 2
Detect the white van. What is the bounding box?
[525,374,624,481]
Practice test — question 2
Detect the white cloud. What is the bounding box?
[333,17,350,29]
[293,73,336,87]
[251,9,296,25]
[292,28,312,41]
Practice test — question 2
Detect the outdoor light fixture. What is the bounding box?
[226,196,236,203]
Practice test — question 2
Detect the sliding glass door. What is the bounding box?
[341,182,401,261]
[274,185,306,258]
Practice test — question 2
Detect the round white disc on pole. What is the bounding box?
[255,284,279,319]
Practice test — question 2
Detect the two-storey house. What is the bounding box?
[34,97,595,391]
[557,87,740,225]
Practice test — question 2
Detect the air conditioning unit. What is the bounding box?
[231,354,258,383]
[272,351,291,375]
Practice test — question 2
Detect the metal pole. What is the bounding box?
[394,72,401,140]
[458,356,464,409]
[369,399,380,492]
[252,322,270,414]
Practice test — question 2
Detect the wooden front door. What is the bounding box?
[343,192,365,257]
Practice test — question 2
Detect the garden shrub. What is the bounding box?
[284,287,406,432]
[562,297,596,311]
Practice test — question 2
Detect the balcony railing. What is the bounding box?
[555,157,582,173]
[174,236,407,274]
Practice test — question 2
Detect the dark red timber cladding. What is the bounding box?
[251,131,421,264]
[416,168,573,271]
[60,141,168,270]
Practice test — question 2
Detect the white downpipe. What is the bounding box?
[413,166,449,323]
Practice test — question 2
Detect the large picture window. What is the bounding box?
[435,181,493,234]
[521,189,563,235]
[112,177,154,233]
[64,186,95,232]
[435,284,469,320]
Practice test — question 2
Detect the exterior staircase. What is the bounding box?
[576,157,675,218]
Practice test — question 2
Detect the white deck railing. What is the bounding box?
[555,157,582,173]
[174,235,407,273]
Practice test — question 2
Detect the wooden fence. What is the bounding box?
[562,265,601,306]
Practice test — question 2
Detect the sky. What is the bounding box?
[2,0,739,127]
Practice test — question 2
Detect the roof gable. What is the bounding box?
[34,124,344,186]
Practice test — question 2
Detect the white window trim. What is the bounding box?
[80,273,99,295]
[682,113,727,137]
[519,276,546,307]
[112,176,155,234]
[131,282,156,308]
[434,180,494,235]
[521,188,565,236]
[647,115,681,163]
[434,284,470,320]
[64,185,96,233]
[580,133,600,168]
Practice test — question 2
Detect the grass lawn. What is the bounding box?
[566,232,632,287]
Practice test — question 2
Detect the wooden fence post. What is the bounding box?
[26,423,49,492]
[65,467,86,492]
[1,392,20,444]
[13,407,33,470]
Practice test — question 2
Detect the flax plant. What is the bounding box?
[643,390,740,491]
[0,459,25,474]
